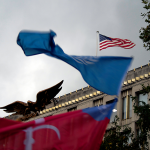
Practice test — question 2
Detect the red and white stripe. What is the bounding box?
[99,38,135,50]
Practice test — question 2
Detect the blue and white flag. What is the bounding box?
[17,30,133,96]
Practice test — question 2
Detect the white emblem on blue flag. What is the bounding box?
[70,56,99,65]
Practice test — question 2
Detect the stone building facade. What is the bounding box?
[5,63,150,138]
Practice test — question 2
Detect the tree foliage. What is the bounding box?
[132,84,150,150]
[139,0,150,50]
[100,116,135,150]
[100,84,150,150]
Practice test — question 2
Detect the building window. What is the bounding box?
[122,97,126,120]
[136,128,141,136]
[129,96,132,118]
[136,128,141,148]
[106,100,117,122]
[122,95,132,120]
[128,137,131,145]
[93,98,103,106]
[68,107,77,112]
[138,93,148,106]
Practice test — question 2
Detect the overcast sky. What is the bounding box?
[0,0,149,117]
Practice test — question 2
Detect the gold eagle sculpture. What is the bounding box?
[0,80,63,116]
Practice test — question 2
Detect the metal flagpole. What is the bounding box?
[96,31,99,56]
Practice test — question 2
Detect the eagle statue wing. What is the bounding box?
[0,101,28,115]
[36,80,63,109]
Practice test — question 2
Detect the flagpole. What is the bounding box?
[96,31,99,56]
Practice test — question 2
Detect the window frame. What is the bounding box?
[122,97,126,120]
[93,98,103,107]
[138,92,148,106]
[67,106,77,112]
[106,99,117,123]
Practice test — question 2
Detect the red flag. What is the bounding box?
[0,100,117,150]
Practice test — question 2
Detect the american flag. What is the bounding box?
[99,34,135,51]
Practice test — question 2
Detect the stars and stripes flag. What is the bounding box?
[99,34,135,51]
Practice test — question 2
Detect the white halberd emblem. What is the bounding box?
[23,118,60,150]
